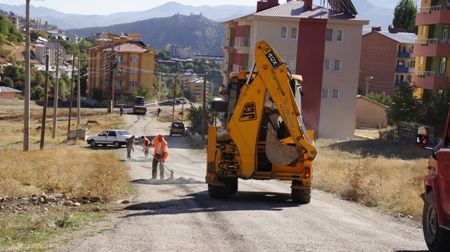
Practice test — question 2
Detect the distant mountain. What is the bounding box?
[0,2,254,30]
[68,14,225,56]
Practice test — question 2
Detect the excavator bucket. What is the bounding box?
[265,124,298,166]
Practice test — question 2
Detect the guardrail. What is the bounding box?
[417,38,450,45]
[411,70,449,78]
[419,4,450,13]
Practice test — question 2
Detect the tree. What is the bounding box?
[367,92,392,107]
[31,70,46,88]
[393,0,417,33]
[420,90,450,135]
[4,65,23,81]
[31,86,44,100]
[3,77,13,87]
[387,85,419,124]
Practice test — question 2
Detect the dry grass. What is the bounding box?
[157,106,187,123]
[313,140,428,219]
[0,99,125,149]
[0,148,129,201]
[0,209,106,251]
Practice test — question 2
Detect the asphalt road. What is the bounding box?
[60,111,428,252]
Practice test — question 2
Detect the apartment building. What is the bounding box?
[359,28,417,95]
[413,0,450,92]
[223,0,368,138]
[87,34,157,100]
[185,77,211,102]
[34,43,61,66]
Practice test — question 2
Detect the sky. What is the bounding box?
[0,0,397,15]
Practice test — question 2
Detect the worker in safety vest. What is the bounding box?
[152,134,168,180]
[142,136,151,159]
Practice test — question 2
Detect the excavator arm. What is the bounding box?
[227,40,317,178]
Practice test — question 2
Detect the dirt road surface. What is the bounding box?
[60,110,428,252]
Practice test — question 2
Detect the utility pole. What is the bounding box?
[67,54,76,140]
[39,53,50,150]
[202,73,207,139]
[172,76,176,122]
[52,41,60,139]
[23,0,31,151]
[77,56,81,126]
[365,76,374,97]
[52,42,60,139]
[180,76,184,123]
[109,43,115,113]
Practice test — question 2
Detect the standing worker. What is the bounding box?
[120,105,123,116]
[126,135,136,159]
[142,136,151,159]
[152,134,168,180]
[157,107,161,117]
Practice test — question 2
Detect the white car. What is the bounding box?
[87,130,133,148]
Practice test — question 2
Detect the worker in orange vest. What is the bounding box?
[142,136,151,159]
[152,134,168,180]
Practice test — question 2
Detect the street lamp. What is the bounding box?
[365,76,374,97]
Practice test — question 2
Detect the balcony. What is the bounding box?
[411,71,449,90]
[415,38,450,57]
[398,51,412,58]
[417,5,450,25]
[234,37,250,54]
[396,66,410,73]
[222,38,232,49]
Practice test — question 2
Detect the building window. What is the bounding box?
[281,26,288,39]
[130,68,139,74]
[114,80,121,89]
[291,27,298,40]
[336,29,344,42]
[129,81,138,87]
[334,59,342,72]
[131,55,138,63]
[332,88,339,99]
[116,55,123,64]
[325,28,333,41]
[324,58,330,71]
[322,88,329,98]
[440,57,448,75]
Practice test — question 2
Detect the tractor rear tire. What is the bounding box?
[208,177,238,198]
[423,191,450,251]
[292,182,311,204]
[208,184,229,198]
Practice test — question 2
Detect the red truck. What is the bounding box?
[417,110,450,251]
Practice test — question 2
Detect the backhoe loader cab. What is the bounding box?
[206,41,317,204]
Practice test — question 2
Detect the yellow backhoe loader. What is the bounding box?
[206,40,317,203]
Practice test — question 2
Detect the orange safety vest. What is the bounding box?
[152,137,168,160]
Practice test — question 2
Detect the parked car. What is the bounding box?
[87,130,133,148]
[177,98,187,104]
[159,100,175,106]
[170,122,186,136]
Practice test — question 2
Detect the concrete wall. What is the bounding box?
[319,20,365,139]
[250,18,299,72]
[355,96,388,128]
[0,92,17,99]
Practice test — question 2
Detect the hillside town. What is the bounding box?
[0,0,449,251]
